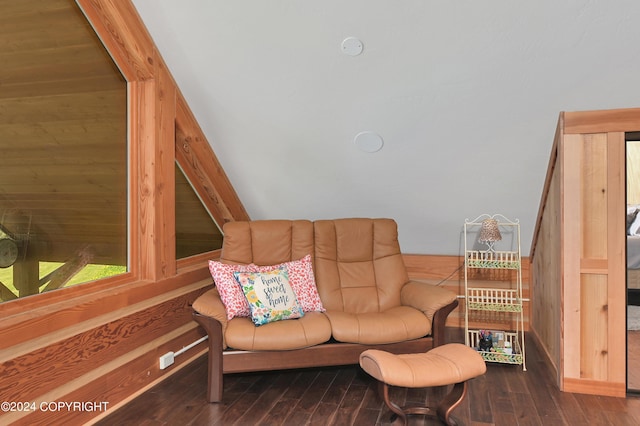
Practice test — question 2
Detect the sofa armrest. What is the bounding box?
[401,281,458,347]
[400,280,457,321]
[192,288,229,345]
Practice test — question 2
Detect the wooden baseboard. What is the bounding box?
[562,377,625,398]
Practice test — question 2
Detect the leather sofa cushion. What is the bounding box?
[225,311,331,351]
[221,220,314,266]
[314,218,410,313]
[325,306,430,345]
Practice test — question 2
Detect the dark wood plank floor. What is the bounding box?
[96,329,640,425]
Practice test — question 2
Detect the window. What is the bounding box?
[0,1,127,302]
[175,163,223,259]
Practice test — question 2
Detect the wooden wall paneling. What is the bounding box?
[402,253,530,283]
[403,254,463,281]
[0,288,202,425]
[531,114,562,258]
[531,107,640,397]
[577,134,609,382]
[606,132,626,386]
[579,273,608,381]
[549,164,562,380]
[561,133,584,383]
[175,95,251,224]
[94,330,207,423]
[533,113,632,397]
[530,153,561,380]
[570,131,625,394]
[5,321,207,425]
[0,271,210,357]
[530,117,563,385]
[24,337,206,425]
[0,286,204,403]
[580,134,608,260]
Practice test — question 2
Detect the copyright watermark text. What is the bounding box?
[1,401,109,413]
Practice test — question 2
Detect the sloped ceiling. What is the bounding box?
[131,0,640,255]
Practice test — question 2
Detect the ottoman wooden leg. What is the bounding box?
[436,381,467,425]
[380,382,408,425]
[379,380,466,426]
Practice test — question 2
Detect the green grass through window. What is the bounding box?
[0,263,127,298]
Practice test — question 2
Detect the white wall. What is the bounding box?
[132,0,640,255]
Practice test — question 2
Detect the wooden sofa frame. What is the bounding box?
[193,298,458,403]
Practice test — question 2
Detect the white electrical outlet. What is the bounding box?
[159,352,175,369]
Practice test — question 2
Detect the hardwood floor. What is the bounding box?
[96,329,640,426]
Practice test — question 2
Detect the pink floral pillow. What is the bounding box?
[252,254,325,312]
[208,260,254,320]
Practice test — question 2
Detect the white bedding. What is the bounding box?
[628,235,640,269]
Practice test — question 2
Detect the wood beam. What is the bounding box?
[76,0,155,81]
[175,95,250,225]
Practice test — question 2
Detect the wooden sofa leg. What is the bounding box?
[432,299,459,347]
[192,311,224,402]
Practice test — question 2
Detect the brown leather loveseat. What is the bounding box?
[192,218,458,402]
